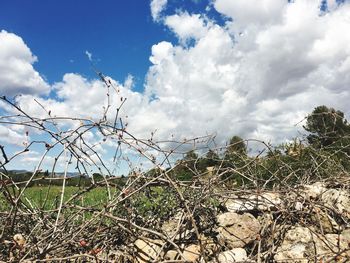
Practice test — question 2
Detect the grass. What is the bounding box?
[0,185,118,212]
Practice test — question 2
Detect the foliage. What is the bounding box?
[226,136,247,156]
[2,97,350,261]
[131,186,178,221]
[196,149,221,173]
[304,105,350,149]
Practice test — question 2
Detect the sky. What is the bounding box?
[1,0,350,173]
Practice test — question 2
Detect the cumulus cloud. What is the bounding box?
[144,0,350,144]
[164,12,209,44]
[3,0,350,164]
[213,0,288,27]
[0,125,28,146]
[14,73,143,123]
[150,0,168,21]
[0,30,50,97]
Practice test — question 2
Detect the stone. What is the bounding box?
[164,250,178,261]
[13,234,26,247]
[217,248,248,263]
[225,192,281,212]
[161,212,193,240]
[321,189,350,218]
[163,245,201,262]
[252,192,282,211]
[134,238,164,263]
[312,233,350,261]
[341,228,350,242]
[199,234,220,256]
[161,214,180,238]
[274,227,312,263]
[183,244,201,262]
[302,182,327,199]
[225,199,254,212]
[274,226,350,262]
[295,201,303,211]
[217,212,261,248]
[310,207,339,233]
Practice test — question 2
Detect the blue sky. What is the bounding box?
[0,0,223,91]
[0,0,172,91]
[1,0,350,173]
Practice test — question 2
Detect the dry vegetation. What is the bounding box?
[1,75,350,262]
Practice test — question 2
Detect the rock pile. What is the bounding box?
[133,181,350,262]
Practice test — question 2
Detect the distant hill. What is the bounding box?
[0,169,80,177]
[0,169,29,174]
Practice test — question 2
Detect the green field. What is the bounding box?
[0,186,117,212]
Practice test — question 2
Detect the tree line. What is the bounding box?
[168,105,350,187]
[5,105,350,188]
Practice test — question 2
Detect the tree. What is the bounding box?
[197,149,221,172]
[225,136,247,158]
[205,149,220,167]
[221,136,248,186]
[173,150,198,181]
[184,150,198,162]
[304,105,350,149]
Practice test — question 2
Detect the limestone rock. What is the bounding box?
[161,212,194,240]
[274,226,350,262]
[183,244,201,262]
[225,192,281,212]
[321,189,350,218]
[217,212,260,248]
[199,235,220,256]
[164,245,201,262]
[310,207,339,233]
[161,213,182,238]
[312,232,350,261]
[218,248,248,262]
[294,201,303,211]
[302,182,327,199]
[164,250,178,261]
[274,227,312,263]
[134,238,164,263]
[13,234,26,247]
[225,199,254,212]
[164,236,220,261]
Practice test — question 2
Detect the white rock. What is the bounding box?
[134,238,164,263]
[226,192,281,212]
[225,199,255,212]
[295,201,303,211]
[164,245,201,262]
[164,250,178,261]
[302,182,327,199]
[274,227,312,263]
[13,234,26,247]
[218,248,247,263]
[275,226,350,262]
[183,244,201,262]
[217,212,260,248]
[321,189,350,217]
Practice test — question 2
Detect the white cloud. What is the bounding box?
[164,12,209,44]
[124,74,135,90]
[14,73,133,121]
[0,30,50,97]
[3,0,350,171]
[143,0,350,144]
[0,125,28,146]
[213,0,288,27]
[85,50,92,61]
[150,0,168,21]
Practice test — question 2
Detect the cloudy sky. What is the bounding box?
[1,0,350,173]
